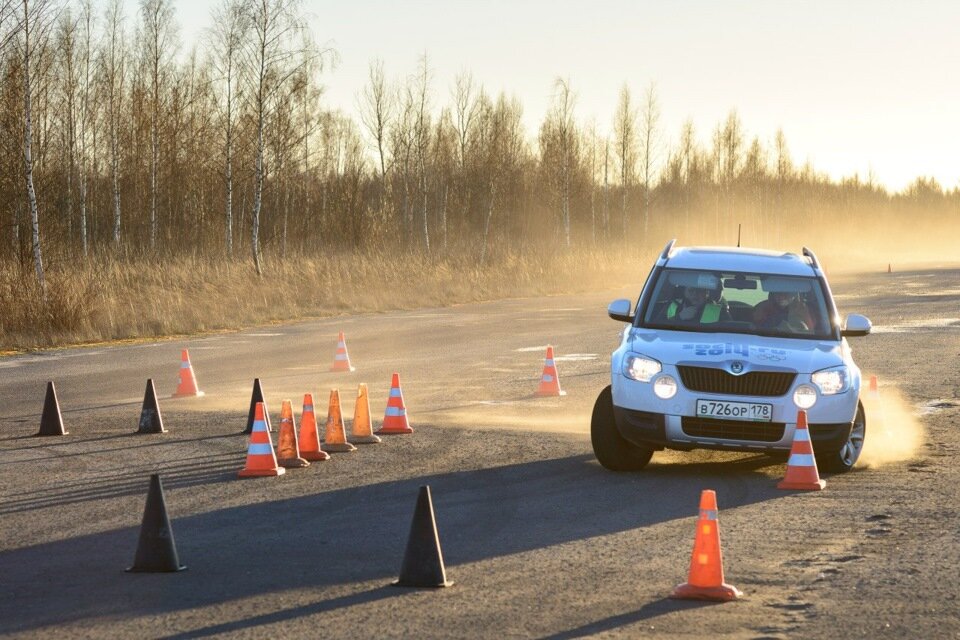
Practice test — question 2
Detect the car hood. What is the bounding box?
[628,328,846,374]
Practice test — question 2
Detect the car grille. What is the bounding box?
[677,366,795,396]
[681,416,786,442]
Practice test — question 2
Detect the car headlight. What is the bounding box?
[653,375,678,399]
[624,354,661,382]
[793,384,817,409]
[811,366,849,395]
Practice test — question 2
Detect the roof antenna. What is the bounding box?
[737,223,741,248]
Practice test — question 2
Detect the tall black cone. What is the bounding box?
[137,379,167,434]
[126,474,186,573]
[243,378,271,434]
[37,381,67,436]
[393,485,453,588]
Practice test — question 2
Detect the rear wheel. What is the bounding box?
[816,401,866,472]
[591,385,654,471]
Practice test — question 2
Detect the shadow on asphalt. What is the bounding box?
[540,597,717,639]
[0,440,782,635]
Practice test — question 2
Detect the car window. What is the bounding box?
[641,268,832,339]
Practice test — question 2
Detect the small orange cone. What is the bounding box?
[536,345,566,397]
[351,383,382,444]
[331,331,356,372]
[276,399,310,468]
[322,389,357,453]
[173,349,203,398]
[887,263,892,274]
[298,393,330,462]
[238,402,285,478]
[778,410,826,490]
[377,373,413,434]
[670,489,742,602]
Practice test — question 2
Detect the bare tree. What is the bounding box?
[76,0,93,255]
[242,0,314,276]
[612,84,636,236]
[541,77,578,247]
[54,7,77,245]
[358,57,391,181]
[210,0,247,257]
[138,0,176,251]
[638,82,661,235]
[18,0,58,295]
[102,0,126,247]
[412,53,431,252]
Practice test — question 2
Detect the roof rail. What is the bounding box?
[802,246,820,269]
[661,239,677,261]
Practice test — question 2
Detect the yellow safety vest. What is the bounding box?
[667,300,721,323]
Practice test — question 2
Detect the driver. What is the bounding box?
[665,286,728,324]
[753,291,815,332]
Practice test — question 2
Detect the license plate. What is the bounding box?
[696,399,773,422]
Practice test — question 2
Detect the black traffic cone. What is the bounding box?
[37,381,67,437]
[243,378,271,434]
[126,474,186,573]
[393,485,453,588]
[137,379,167,434]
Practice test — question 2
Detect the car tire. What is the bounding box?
[815,401,866,473]
[591,385,654,471]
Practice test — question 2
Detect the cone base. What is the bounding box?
[301,450,331,461]
[392,578,454,589]
[238,466,286,478]
[670,581,742,602]
[777,478,826,490]
[136,428,168,435]
[126,564,187,573]
[376,426,413,435]
[330,365,356,372]
[35,430,68,437]
[322,442,357,453]
[536,389,567,397]
[171,391,205,399]
[279,457,310,468]
[351,434,382,444]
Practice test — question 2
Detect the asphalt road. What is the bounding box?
[1,268,958,639]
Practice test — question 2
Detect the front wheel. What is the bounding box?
[591,385,654,471]
[815,401,866,472]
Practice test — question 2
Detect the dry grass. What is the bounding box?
[0,247,647,352]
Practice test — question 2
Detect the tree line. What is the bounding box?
[2,0,957,294]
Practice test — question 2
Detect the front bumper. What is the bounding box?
[614,405,852,453]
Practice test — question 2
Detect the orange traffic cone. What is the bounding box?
[173,349,203,398]
[536,345,566,397]
[670,489,742,602]
[276,399,310,468]
[238,402,285,478]
[298,393,330,462]
[322,389,357,453]
[778,410,826,490]
[331,331,356,372]
[377,373,413,434]
[351,383,382,444]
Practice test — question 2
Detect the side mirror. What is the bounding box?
[608,299,633,323]
[841,313,871,337]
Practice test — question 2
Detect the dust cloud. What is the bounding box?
[859,384,926,468]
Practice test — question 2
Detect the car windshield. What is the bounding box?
[640,268,832,339]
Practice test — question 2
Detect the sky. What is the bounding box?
[160,0,960,192]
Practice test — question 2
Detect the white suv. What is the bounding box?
[592,240,872,472]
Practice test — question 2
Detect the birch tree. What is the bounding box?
[210,0,247,256]
[19,0,58,295]
[102,0,126,247]
[139,0,176,250]
[612,84,636,236]
[638,82,661,235]
[242,0,311,276]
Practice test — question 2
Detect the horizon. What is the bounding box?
[133,1,958,193]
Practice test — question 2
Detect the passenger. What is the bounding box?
[753,291,815,332]
[664,286,729,324]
